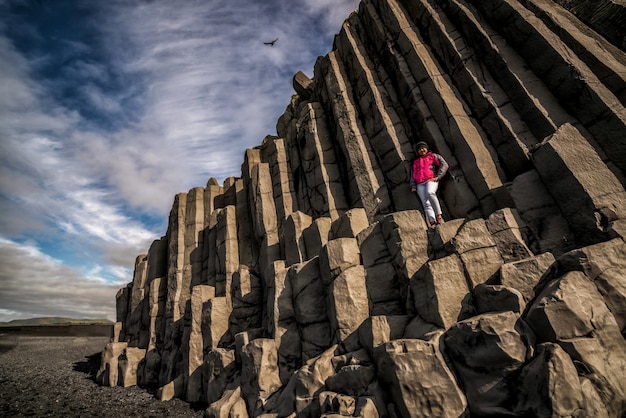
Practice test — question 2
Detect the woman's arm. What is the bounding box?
[409,160,417,189]
[435,153,449,179]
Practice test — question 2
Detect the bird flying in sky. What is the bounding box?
[264,38,278,46]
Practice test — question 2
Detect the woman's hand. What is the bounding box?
[410,187,416,193]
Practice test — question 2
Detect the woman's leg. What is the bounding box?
[416,182,436,223]
[425,180,442,219]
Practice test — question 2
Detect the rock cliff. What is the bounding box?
[98,0,626,416]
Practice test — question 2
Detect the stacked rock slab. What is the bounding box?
[98,0,626,416]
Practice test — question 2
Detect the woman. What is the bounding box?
[410,141,449,227]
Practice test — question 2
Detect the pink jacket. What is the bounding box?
[410,152,448,186]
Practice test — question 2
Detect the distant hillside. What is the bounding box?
[0,317,113,327]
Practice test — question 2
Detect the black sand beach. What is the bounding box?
[0,328,204,417]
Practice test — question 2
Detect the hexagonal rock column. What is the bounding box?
[290,257,332,361]
[327,265,369,344]
[119,347,147,388]
[204,348,236,405]
[186,285,215,402]
[553,238,626,335]
[97,342,128,387]
[444,311,532,415]
[374,337,467,418]
[240,338,282,415]
[409,254,470,329]
[524,270,626,417]
[230,266,263,336]
[514,342,585,417]
[265,260,300,383]
[283,211,312,267]
[533,123,626,245]
[451,218,503,287]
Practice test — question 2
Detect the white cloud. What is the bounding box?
[304,0,360,31]
[0,0,360,322]
[94,0,361,186]
[0,238,119,322]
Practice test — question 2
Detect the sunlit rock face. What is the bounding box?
[98,0,626,416]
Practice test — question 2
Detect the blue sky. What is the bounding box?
[0,0,360,322]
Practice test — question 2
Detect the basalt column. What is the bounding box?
[100,1,626,416]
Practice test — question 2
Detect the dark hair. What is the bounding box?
[416,141,429,150]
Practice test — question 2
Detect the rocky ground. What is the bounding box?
[0,333,204,418]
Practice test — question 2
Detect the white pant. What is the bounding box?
[416,180,442,223]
